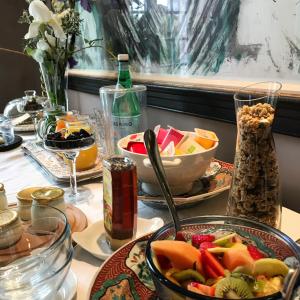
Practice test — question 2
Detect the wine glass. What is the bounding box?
[17,90,47,140]
[43,117,95,203]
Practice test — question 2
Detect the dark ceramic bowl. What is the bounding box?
[146,215,300,300]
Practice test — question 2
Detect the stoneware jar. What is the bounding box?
[0,183,8,211]
[31,187,65,232]
[0,209,22,249]
[16,186,41,221]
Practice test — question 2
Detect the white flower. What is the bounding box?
[24,21,40,39]
[29,0,52,22]
[45,31,56,47]
[49,15,66,41]
[36,39,50,51]
[57,8,71,20]
[24,0,66,42]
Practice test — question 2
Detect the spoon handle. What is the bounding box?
[282,267,300,300]
[144,129,181,233]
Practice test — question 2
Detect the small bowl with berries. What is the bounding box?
[44,129,94,150]
[43,117,96,202]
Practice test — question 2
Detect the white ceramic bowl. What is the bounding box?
[118,132,218,195]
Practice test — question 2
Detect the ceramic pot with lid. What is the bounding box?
[31,187,66,231]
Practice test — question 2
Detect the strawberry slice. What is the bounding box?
[156,254,172,269]
[199,241,216,251]
[175,231,187,242]
[192,234,215,248]
[247,245,265,260]
[203,263,219,279]
[201,249,225,277]
[188,282,216,296]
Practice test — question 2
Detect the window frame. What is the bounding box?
[68,70,300,137]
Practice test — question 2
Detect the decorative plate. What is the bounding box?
[22,141,102,182]
[89,224,299,300]
[14,123,35,132]
[89,233,154,300]
[138,159,233,208]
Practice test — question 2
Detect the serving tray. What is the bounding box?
[22,141,102,182]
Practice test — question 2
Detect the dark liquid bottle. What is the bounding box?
[103,156,137,250]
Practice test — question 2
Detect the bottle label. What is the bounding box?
[103,167,113,232]
[112,114,141,151]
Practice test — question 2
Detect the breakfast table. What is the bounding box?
[1,133,300,300]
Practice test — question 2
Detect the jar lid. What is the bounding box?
[31,187,64,204]
[0,183,4,192]
[0,210,18,229]
[17,187,41,202]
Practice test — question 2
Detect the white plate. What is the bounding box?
[57,269,77,300]
[72,217,164,260]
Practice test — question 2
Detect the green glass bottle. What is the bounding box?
[112,54,141,151]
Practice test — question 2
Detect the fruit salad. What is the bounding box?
[123,125,219,156]
[151,231,289,298]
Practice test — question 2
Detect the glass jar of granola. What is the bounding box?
[227,82,282,228]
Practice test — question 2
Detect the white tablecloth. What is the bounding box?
[1,138,300,300]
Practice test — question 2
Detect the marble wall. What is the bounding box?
[75,0,300,81]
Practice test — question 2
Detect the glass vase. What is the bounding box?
[39,60,68,111]
[227,82,282,228]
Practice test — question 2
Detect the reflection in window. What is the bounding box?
[74,0,300,80]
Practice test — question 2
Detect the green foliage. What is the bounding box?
[61,10,81,36]
[18,10,32,24]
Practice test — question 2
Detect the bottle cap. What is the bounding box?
[117,54,129,62]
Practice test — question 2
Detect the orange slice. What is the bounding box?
[194,128,219,149]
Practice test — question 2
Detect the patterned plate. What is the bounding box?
[89,233,154,300]
[138,159,233,208]
[89,223,299,300]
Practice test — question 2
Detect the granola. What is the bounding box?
[227,103,280,228]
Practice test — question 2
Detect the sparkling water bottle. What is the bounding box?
[112,54,141,152]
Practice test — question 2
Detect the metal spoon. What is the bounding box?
[281,238,300,300]
[282,267,300,300]
[143,129,182,234]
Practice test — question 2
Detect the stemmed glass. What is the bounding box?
[17,90,47,140]
[43,117,95,203]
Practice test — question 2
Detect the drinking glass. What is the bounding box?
[0,115,14,145]
[43,117,95,203]
[98,85,147,156]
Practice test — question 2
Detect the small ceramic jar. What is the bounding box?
[0,183,8,211]
[0,209,22,249]
[16,187,41,221]
[31,187,66,213]
[31,187,65,232]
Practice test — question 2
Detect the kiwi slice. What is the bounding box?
[215,277,254,299]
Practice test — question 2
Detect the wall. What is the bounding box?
[68,89,300,213]
[0,0,41,112]
[75,1,300,80]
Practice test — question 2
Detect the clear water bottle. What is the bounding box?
[112,54,141,151]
